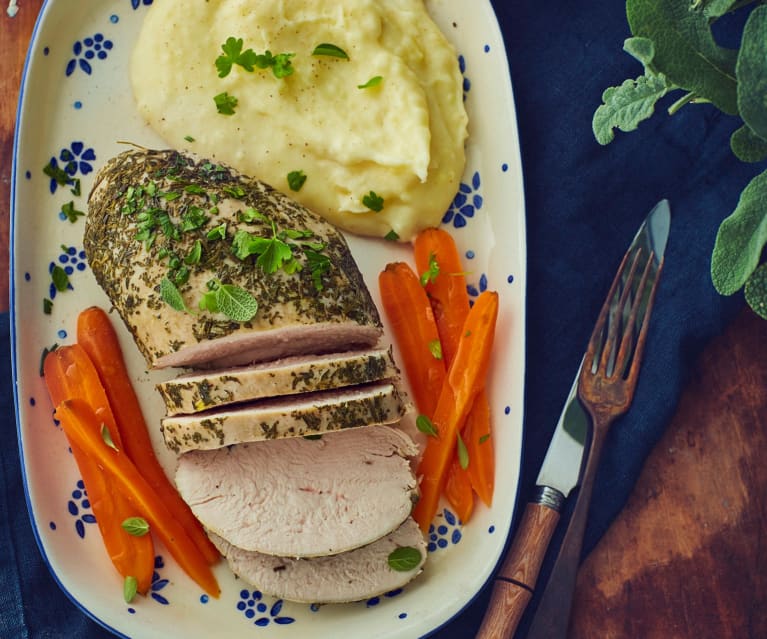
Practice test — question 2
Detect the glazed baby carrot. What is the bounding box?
[54,398,221,598]
[77,306,219,565]
[444,458,474,524]
[415,228,495,507]
[379,262,446,417]
[43,346,154,595]
[412,290,498,532]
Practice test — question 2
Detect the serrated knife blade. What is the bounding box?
[475,199,671,639]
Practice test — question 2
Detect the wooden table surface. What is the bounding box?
[3,4,766,638]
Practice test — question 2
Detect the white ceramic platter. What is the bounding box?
[10,0,526,637]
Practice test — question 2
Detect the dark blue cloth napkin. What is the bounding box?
[2,1,755,637]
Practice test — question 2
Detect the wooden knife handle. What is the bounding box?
[476,500,561,639]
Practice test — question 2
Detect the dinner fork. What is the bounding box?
[525,244,664,639]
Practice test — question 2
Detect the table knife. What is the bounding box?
[475,199,671,639]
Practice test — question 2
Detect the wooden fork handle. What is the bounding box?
[476,498,562,638]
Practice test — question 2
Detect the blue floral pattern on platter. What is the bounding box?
[66,34,113,76]
[443,170,483,229]
[130,0,153,9]
[46,141,96,194]
[237,590,295,626]
[67,479,96,539]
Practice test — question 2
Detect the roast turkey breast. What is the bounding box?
[85,148,382,369]
[174,425,419,557]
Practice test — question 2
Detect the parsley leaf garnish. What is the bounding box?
[420,252,440,286]
[428,339,443,360]
[215,37,258,77]
[457,431,469,470]
[287,170,307,192]
[253,50,295,78]
[384,229,399,241]
[312,43,349,60]
[362,190,384,212]
[214,91,238,115]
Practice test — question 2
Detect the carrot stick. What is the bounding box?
[54,398,221,598]
[444,459,474,524]
[76,306,219,565]
[412,290,498,531]
[379,262,445,417]
[415,228,495,508]
[43,347,154,595]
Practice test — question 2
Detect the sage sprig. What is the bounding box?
[593,0,767,318]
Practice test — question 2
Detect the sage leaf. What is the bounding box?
[312,43,349,59]
[711,168,767,295]
[160,277,187,312]
[216,284,258,322]
[696,0,742,19]
[626,0,738,115]
[387,546,422,572]
[592,74,671,145]
[744,263,767,319]
[730,124,767,163]
[736,6,767,140]
[121,517,150,537]
[623,36,656,69]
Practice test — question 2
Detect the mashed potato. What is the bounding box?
[130,0,468,241]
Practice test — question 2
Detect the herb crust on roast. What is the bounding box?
[84,148,382,369]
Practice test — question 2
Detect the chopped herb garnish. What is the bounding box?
[43,161,71,187]
[312,43,349,60]
[180,205,209,232]
[60,201,85,223]
[214,91,238,115]
[70,178,81,197]
[384,229,399,241]
[387,546,422,572]
[358,75,383,89]
[185,240,202,265]
[238,207,267,223]
[416,414,438,437]
[43,298,53,315]
[457,432,469,470]
[303,434,323,440]
[362,190,384,212]
[428,339,443,360]
[184,135,196,143]
[206,222,227,241]
[420,252,440,286]
[101,424,118,451]
[479,433,491,445]
[51,265,70,293]
[264,51,295,79]
[39,343,58,376]
[464,330,472,337]
[304,247,331,292]
[232,223,297,274]
[223,184,246,199]
[215,37,259,77]
[123,576,138,604]
[287,170,307,192]
[184,184,206,195]
[159,277,188,312]
[121,517,150,537]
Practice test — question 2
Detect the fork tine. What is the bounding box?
[614,250,655,378]
[583,250,627,375]
[598,248,644,376]
[625,254,664,389]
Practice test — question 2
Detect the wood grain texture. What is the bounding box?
[1,0,44,312]
[569,307,767,639]
[477,503,560,639]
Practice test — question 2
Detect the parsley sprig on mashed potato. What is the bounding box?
[131,0,468,241]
